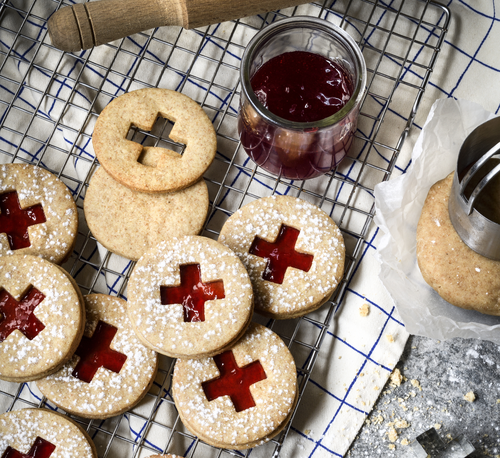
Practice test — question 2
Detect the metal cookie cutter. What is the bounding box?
[409,427,475,458]
[448,117,500,261]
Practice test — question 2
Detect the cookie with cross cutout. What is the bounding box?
[0,255,85,382]
[92,88,217,193]
[127,235,253,359]
[219,195,345,319]
[36,294,158,419]
[0,164,78,264]
[0,408,97,458]
[172,322,298,450]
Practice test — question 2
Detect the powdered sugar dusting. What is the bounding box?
[128,236,253,357]
[0,408,94,457]
[36,294,157,418]
[219,195,345,316]
[0,255,83,380]
[0,164,78,264]
[173,323,297,447]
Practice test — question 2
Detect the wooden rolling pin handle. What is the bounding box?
[48,0,310,52]
[48,0,185,52]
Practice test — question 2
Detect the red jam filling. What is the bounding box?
[202,350,267,412]
[249,225,314,284]
[251,51,353,123]
[160,264,225,323]
[72,320,127,383]
[0,287,46,343]
[1,437,56,458]
[0,191,47,251]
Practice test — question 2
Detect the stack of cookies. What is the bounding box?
[0,89,347,454]
[85,88,217,261]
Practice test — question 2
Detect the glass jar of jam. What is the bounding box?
[238,17,366,180]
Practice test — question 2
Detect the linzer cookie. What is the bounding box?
[417,172,500,316]
[0,408,97,457]
[0,163,78,264]
[127,236,253,359]
[0,255,85,383]
[92,88,217,193]
[84,151,209,261]
[219,195,345,319]
[173,323,297,450]
[37,294,158,419]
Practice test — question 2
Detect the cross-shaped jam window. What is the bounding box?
[202,350,267,412]
[1,436,56,458]
[248,224,314,284]
[0,191,46,251]
[0,287,46,343]
[72,320,127,383]
[160,264,225,323]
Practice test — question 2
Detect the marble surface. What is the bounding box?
[346,335,500,458]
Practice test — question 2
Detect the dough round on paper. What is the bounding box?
[416,172,500,316]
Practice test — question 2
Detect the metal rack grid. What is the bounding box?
[0,0,449,456]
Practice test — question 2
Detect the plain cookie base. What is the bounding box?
[84,160,209,261]
[37,294,158,419]
[0,408,97,457]
[416,173,500,316]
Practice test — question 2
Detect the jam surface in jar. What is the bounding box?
[251,51,353,123]
[239,50,359,180]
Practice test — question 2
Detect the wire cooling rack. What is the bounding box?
[0,0,449,457]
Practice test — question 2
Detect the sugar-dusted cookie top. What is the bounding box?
[92,88,217,193]
[417,172,500,316]
[219,195,345,319]
[0,163,78,264]
[37,294,158,419]
[84,157,209,261]
[0,408,97,457]
[173,323,297,450]
[0,255,85,382]
[127,236,253,359]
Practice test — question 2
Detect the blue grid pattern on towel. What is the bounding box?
[4,0,495,457]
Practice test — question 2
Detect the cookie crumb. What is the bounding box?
[386,334,394,343]
[434,423,442,430]
[388,444,396,450]
[390,368,403,387]
[463,391,476,403]
[395,419,410,429]
[359,303,370,317]
[410,379,422,391]
[388,427,398,442]
[401,438,410,446]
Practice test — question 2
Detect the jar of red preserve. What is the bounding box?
[238,17,366,180]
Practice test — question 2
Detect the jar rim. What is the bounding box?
[240,16,367,130]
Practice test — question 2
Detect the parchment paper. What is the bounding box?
[373,98,500,344]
